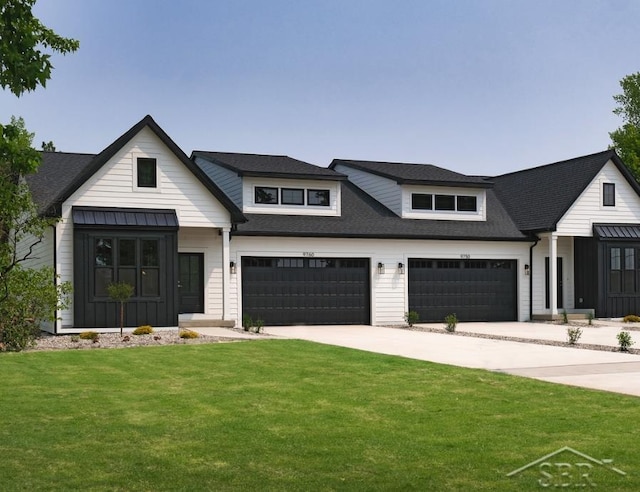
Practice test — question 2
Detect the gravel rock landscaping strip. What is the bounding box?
[30,329,263,352]
[395,324,640,355]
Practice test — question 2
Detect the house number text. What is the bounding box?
[460,254,471,259]
[303,252,315,257]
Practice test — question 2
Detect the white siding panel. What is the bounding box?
[333,164,401,215]
[16,227,54,271]
[557,161,640,236]
[230,237,529,327]
[194,156,243,208]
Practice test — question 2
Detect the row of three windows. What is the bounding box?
[411,193,477,212]
[255,186,330,206]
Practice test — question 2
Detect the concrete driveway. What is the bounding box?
[262,324,640,398]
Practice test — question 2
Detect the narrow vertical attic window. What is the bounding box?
[603,182,615,207]
[137,158,157,188]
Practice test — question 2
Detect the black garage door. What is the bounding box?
[242,257,370,325]
[408,259,517,322]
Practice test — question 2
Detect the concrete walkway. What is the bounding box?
[262,323,640,398]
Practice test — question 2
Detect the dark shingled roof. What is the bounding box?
[193,151,346,181]
[233,181,527,241]
[26,116,246,223]
[330,159,492,188]
[492,150,640,233]
[26,151,95,215]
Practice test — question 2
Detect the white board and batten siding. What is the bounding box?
[194,156,243,209]
[229,236,530,326]
[55,127,233,329]
[556,160,640,236]
[332,164,402,216]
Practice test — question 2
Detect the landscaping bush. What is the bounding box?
[566,326,582,345]
[587,311,594,326]
[444,313,457,332]
[561,310,568,324]
[79,331,99,341]
[254,318,264,334]
[623,314,640,323]
[132,325,153,335]
[617,330,635,352]
[179,329,199,339]
[242,314,253,332]
[404,311,419,327]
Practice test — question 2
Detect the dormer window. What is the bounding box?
[411,192,478,213]
[137,158,157,188]
[457,195,477,212]
[435,195,455,211]
[255,186,278,204]
[308,189,330,206]
[281,188,304,205]
[412,194,432,210]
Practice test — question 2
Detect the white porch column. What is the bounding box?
[549,233,558,316]
[221,227,230,320]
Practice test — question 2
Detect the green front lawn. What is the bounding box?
[0,340,637,490]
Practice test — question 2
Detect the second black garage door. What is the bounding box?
[408,259,517,322]
[242,257,370,325]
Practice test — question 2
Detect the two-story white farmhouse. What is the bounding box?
[24,115,640,332]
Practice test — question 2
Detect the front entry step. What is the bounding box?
[179,319,235,328]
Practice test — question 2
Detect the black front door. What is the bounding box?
[545,257,563,309]
[179,253,204,313]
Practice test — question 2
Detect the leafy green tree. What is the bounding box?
[41,140,56,151]
[610,72,640,181]
[0,0,78,350]
[0,0,79,96]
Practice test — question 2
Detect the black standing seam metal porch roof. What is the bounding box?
[72,207,179,230]
[593,224,640,240]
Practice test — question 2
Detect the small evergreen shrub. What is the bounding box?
[254,318,264,334]
[623,314,640,323]
[587,311,594,326]
[79,331,99,341]
[242,314,253,332]
[561,310,568,324]
[132,325,153,335]
[404,311,419,327]
[444,313,457,333]
[179,329,199,339]
[617,330,635,352]
[70,335,80,343]
[566,326,582,345]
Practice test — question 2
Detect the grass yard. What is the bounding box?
[1,339,638,491]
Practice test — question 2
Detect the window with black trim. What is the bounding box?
[281,188,304,205]
[412,193,432,210]
[457,195,477,212]
[255,187,278,204]
[137,158,157,188]
[308,189,330,206]
[435,194,455,211]
[603,183,615,206]
[610,247,621,293]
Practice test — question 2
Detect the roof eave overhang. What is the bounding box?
[231,230,529,241]
[398,178,493,189]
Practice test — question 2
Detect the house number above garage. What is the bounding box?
[303,252,315,257]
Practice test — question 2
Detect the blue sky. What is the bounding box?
[2,0,640,175]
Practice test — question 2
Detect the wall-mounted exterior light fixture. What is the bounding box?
[398,262,405,274]
[377,262,385,274]
[230,261,236,274]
